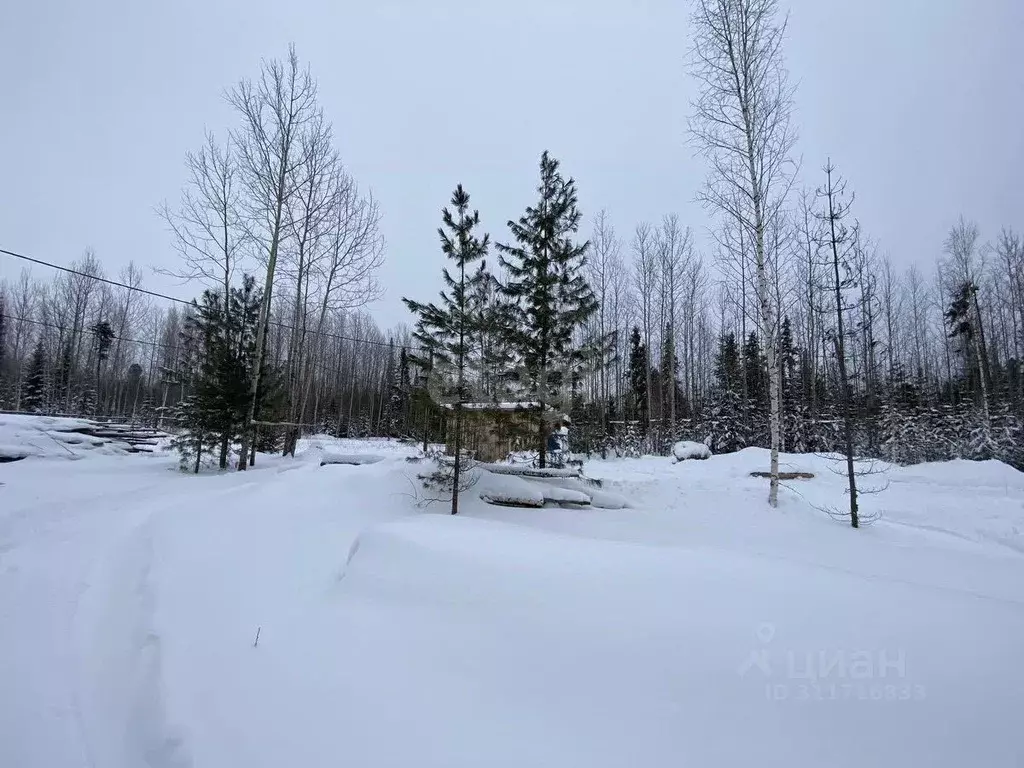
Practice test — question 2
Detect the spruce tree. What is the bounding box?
[171,394,219,473]
[743,332,768,410]
[495,153,598,468]
[175,293,225,471]
[22,340,48,412]
[227,275,264,461]
[380,339,397,435]
[707,332,747,453]
[173,275,262,471]
[56,342,73,413]
[742,332,769,445]
[627,326,648,428]
[90,320,115,415]
[713,332,743,394]
[661,323,681,439]
[946,280,993,446]
[398,347,411,424]
[386,347,411,437]
[253,358,288,455]
[497,152,602,468]
[779,317,802,451]
[470,263,516,400]
[404,184,489,514]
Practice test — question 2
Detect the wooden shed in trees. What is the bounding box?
[442,402,564,462]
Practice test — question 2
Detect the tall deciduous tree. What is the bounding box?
[690,0,798,506]
[231,46,322,470]
[158,132,245,303]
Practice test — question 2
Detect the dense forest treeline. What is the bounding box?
[2,16,1022,476]
[2,185,1021,473]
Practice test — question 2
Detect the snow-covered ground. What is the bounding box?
[2,428,1023,767]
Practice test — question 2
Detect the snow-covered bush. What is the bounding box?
[672,440,712,461]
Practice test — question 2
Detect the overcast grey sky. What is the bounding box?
[2,0,1022,329]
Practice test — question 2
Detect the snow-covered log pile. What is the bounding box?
[320,452,386,467]
[70,422,166,450]
[672,440,712,462]
[476,462,583,479]
[477,463,627,509]
[0,414,168,461]
[479,473,546,508]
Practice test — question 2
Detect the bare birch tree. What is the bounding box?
[689,0,798,506]
[587,210,619,421]
[794,188,823,414]
[280,111,340,452]
[296,175,384,431]
[229,45,322,469]
[657,214,691,431]
[158,131,245,303]
[8,269,37,409]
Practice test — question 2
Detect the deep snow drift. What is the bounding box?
[2,429,1023,767]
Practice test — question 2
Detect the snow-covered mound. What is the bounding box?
[295,435,422,468]
[319,452,386,466]
[298,434,420,458]
[477,461,582,478]
[0,413,165,461]
[326,513,1024,766]
[478,471,546,507]
[476,463,628,509]
[672,439,712,461]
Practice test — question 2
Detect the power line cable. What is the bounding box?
[0,246,416,353]
[6,314,380,382]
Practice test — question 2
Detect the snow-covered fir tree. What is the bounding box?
[170,393,220,473]
[496,151,604,468]
[172,275,262,471]
[404,184,489,514]
[627,326,648,428]
[705,332,747,453]
[384,346,411,437]
[22,341,48,413]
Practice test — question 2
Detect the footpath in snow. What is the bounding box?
[2,429,1023,767]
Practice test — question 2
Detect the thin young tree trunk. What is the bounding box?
[733,90,783,503]
[972,289,992,424]
[972,290,993,401]
[239,191,284,468]
[451,258,468,515]
[750,172,781,507]
[824,166,859,528]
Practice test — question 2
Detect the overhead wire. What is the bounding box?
[6,311,378,382]
[0,245,416,353]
